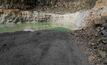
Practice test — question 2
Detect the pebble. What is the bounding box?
[104,58,107,65]
[98,50,106,58]
[102,23,107,29]
[23,28,34,32]
[101,30,107,37]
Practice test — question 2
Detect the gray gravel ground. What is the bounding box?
[0,30,93,65]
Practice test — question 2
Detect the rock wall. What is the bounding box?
[0,0,96,12]
[0,10,51,24]
[0,0,107,30]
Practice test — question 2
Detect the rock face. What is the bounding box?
[0,0,106,30]
[0,0,96,11]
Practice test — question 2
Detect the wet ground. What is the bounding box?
[0,30,93,65]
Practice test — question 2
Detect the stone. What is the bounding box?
[104,58,107,65]
[101,30,107,37]
[98,50,106,58]
[102,39,107,44]
[102,23,107,29]
[24,28,34,32]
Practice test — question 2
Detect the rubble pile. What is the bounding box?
[88,18,107,65]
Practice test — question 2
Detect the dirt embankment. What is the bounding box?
[88,21,107,65]
[72,17,107,65]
